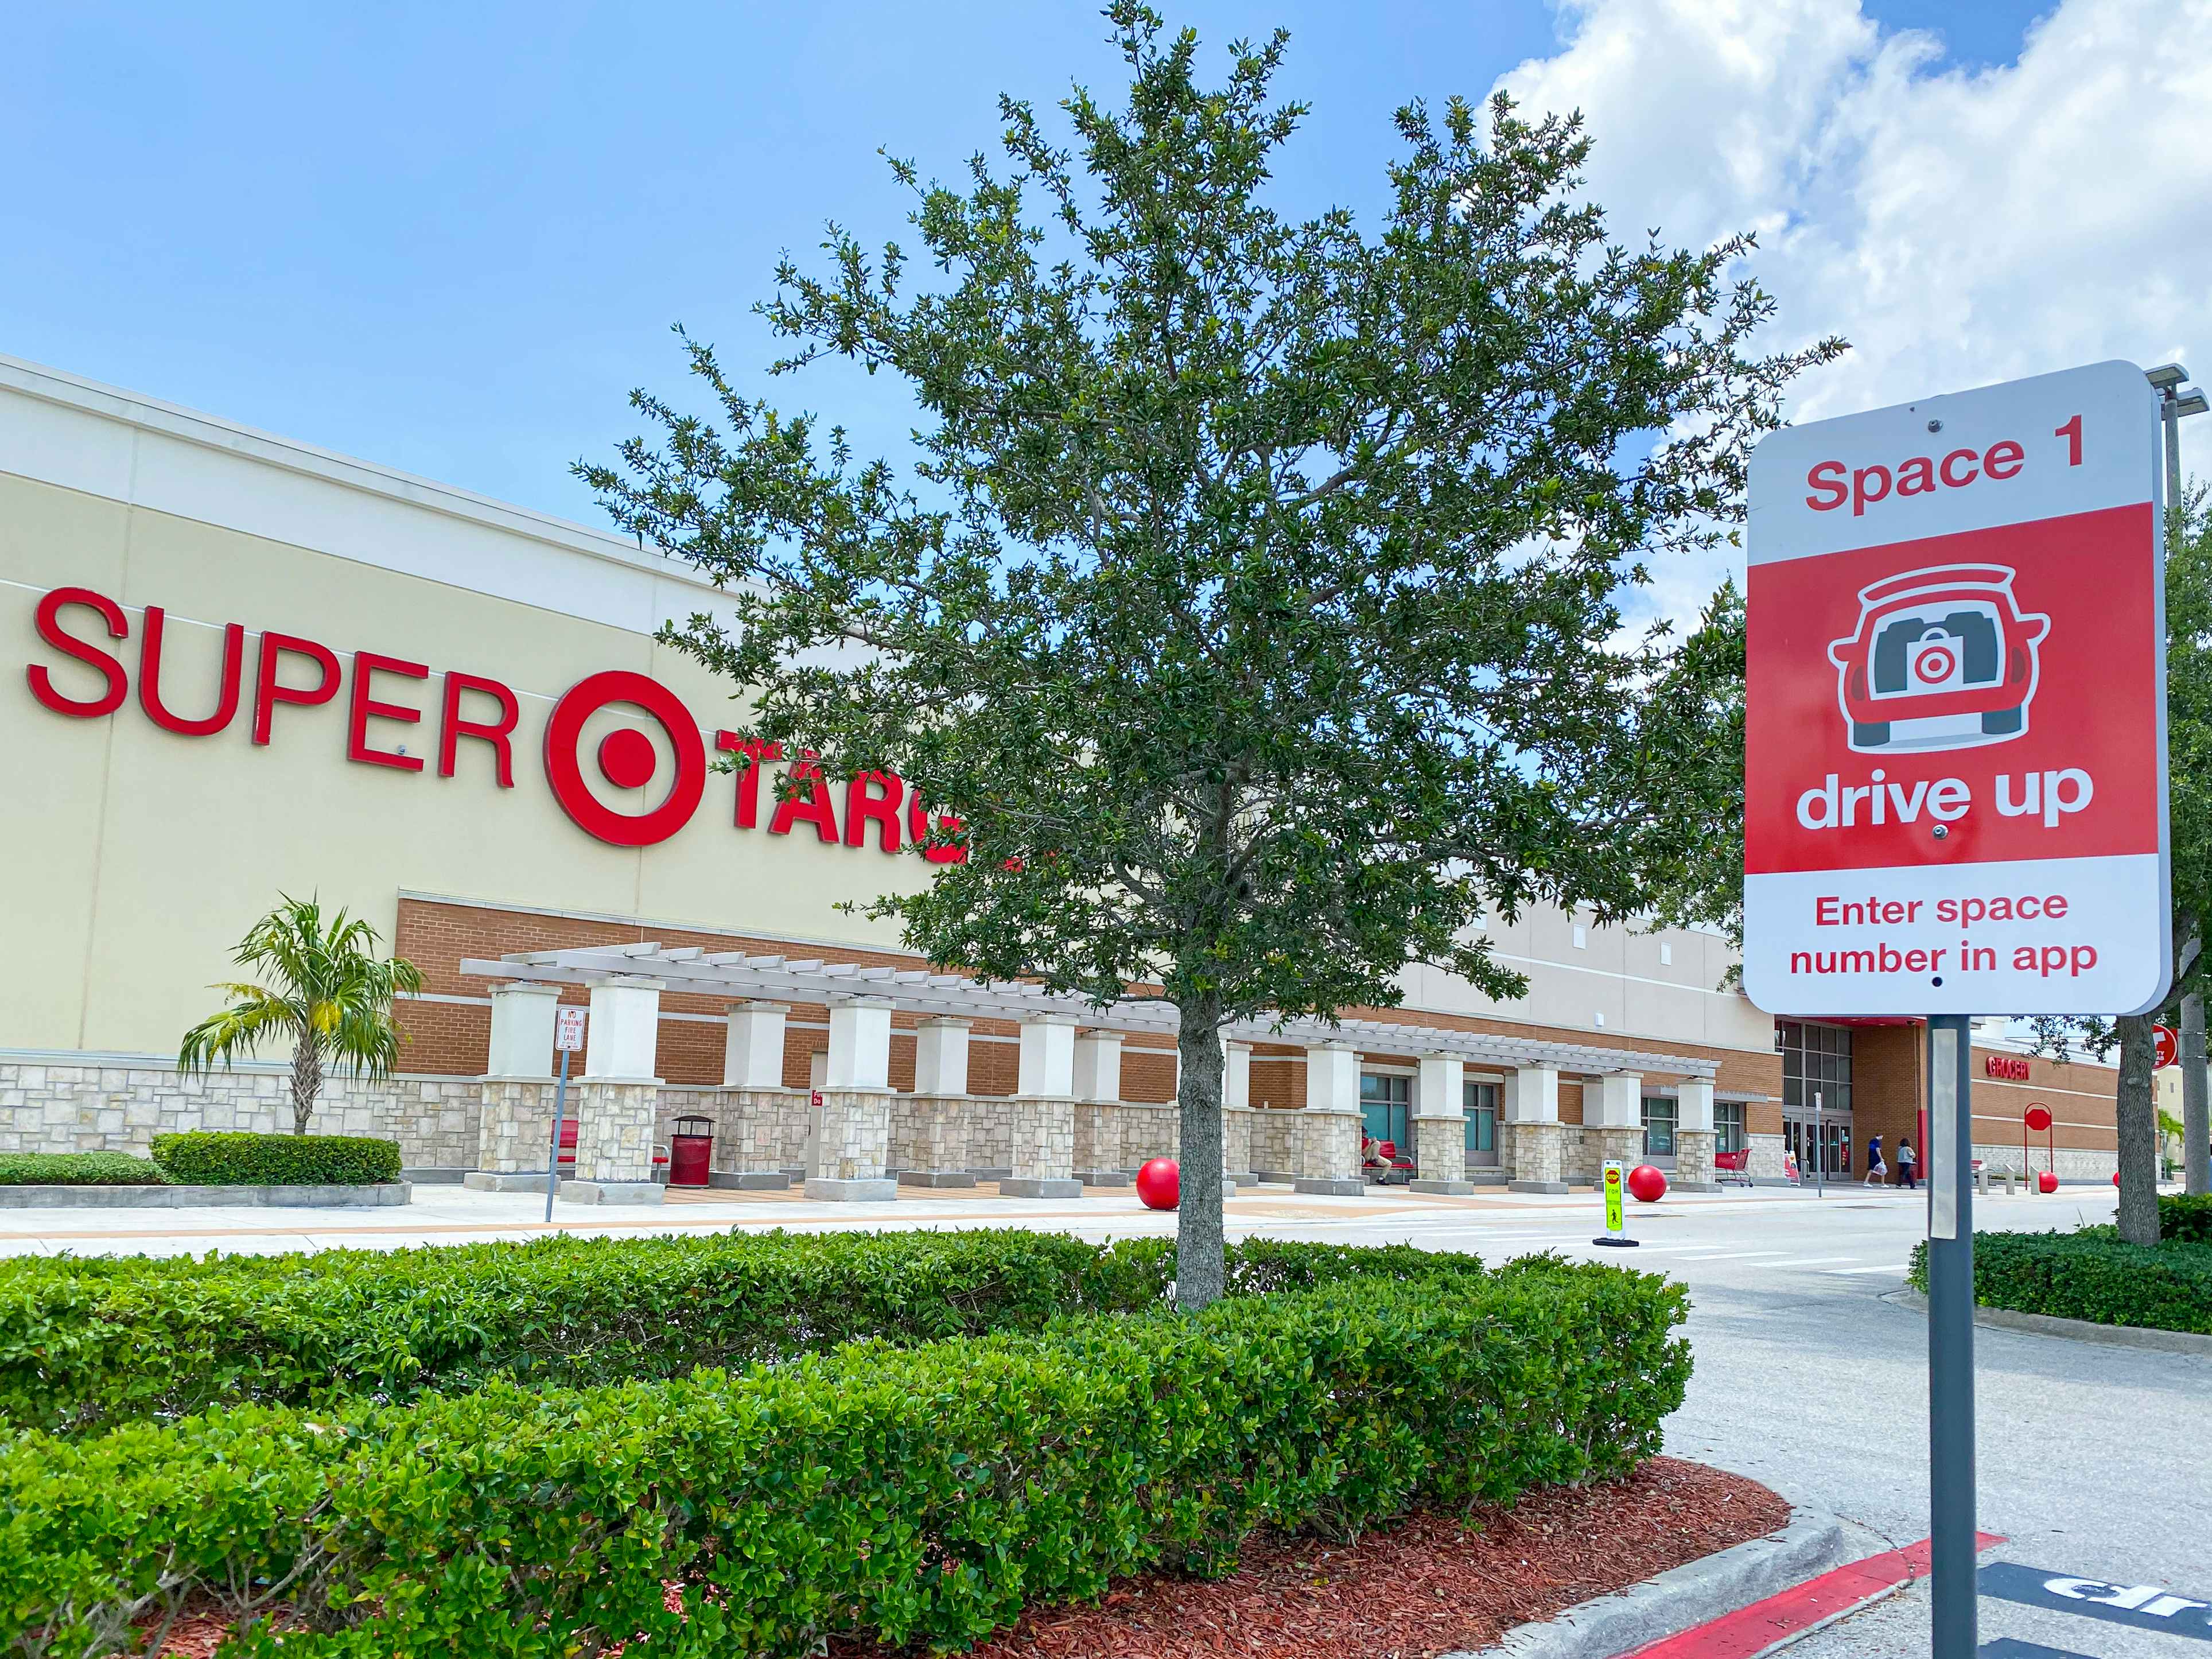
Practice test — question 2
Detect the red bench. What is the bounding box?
[1363,1137,1416,1184]
[549,1118,670,1179]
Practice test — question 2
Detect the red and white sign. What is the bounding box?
[1744,361,2169,1017]
[1985,1054,2031,1081]
[554,1007,588,1053]
[2155,1024,2179,1069]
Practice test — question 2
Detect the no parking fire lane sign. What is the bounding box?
[1744,360,2170,1017]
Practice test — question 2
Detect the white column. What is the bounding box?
[1017,1014,1078,1098]
[1073,1030,1125,1102]
[1416,1054,1465,1119]
[583,976,663,1080]
[1222,1040,1252,1111]
[913,1017,972,1095]
[1305,1042,1359,1113]
[1677,1078,1716,1133]
[484,981,560,1077]
[1505,1064,1560,1124]
[825,997,895,1091]
[1591,1071,1644,1129]
[722,1001,789,1089]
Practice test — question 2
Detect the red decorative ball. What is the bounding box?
[1627,1164,1668,1203]
[1136,1157,1180,1210]
[2038,1170,2059,1194]
[2112,1171,2121,1187]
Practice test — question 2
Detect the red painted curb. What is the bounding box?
[1622,1532,2007,1657]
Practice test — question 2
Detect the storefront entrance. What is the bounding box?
[1465,1079,1500,1167]
[1783,1111,1853,1179]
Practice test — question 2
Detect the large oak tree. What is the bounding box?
[587,7,1837,1304]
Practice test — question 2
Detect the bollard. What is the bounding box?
[2004,1170,2015,1196]
[1976,1167,1988,1196]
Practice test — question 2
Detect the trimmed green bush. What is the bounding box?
[2162,1192,2212,1244]
[0,1230,1492,1432]
[147,1131,402,1187]
[0,1152,165,1186]
[0,1263,1689,1659]
[1909,1228,2212,1334]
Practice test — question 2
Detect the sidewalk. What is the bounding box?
[0,1178,1915,1258]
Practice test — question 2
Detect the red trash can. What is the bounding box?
[669,1114,714,1187]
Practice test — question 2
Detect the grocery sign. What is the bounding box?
[1744,362,2169,1016]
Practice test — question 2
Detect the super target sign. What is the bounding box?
[1744,362,2169,1017]
[23,587,967,858]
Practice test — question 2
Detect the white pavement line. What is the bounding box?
[1821,1263,1912,1275]
[1779,1257,1865,1268]
[1669,1250,1795,1261]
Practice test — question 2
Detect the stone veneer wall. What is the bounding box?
[0,1058,480,1169]
[1249,1108,1301,1180]
[1966,1141,2118,1181]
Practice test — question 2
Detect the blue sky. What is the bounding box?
[0,2,2092,533]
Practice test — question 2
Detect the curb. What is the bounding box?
[1453,1508,1853,1659]
[0,1181,412,1209]
[1884,1287,2212,1356]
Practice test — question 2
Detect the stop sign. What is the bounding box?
[2023,1104,2053,1133]
[2154,1024,2179,1068]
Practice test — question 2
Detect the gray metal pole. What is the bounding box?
[546,1046,570,1224]
[2184,993,2209,1195]
[1814,1089,1825,1196]
[1927,1015,1977,1657]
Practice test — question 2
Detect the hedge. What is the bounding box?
[0,1231,1492,1432]
[0,1262,1690,1659]
[2163,1192,2212,1244]
[0,1153,164,1186]
[147,1131,402,1187]
[1909,1228,2212,1334]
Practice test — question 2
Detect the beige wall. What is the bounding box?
[0,355,1772,1068]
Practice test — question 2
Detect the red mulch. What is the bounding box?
[139,1458,1786,1659]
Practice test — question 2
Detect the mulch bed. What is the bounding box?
[141,1458,1785,1659]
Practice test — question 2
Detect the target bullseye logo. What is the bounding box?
[543,671,705,846]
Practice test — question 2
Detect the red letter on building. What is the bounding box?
[138,606,244,736]
[768,757,841,843]
[905,794,969,864]
[845,771,904,853]
[440,671,519,786]
[252,631,341,745]
[347,651,429,771]
[26,586,129,717]
[716,732,783,827]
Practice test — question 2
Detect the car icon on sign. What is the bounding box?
[1826,564,2050,753]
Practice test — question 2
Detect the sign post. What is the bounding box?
[1746,362,2168,1659]
[549,1006,586,1223]
[1593,1159,1635,1248]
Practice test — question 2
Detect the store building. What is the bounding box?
[2,353,2117,1199]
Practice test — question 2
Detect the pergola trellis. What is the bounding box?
[461,941,1721,1080]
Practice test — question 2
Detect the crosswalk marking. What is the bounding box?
[1821,1262,1912,1274]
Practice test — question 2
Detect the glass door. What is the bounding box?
[1360,1073,1412,1171]
[1464,1079,1500,1167]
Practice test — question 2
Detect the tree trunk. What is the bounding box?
[1174,997,1227,1311]
[2183,989,2209,1198]
[290,1036,324,1136]
[2114,1013,2159,1245]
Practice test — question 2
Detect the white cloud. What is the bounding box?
[1495,0,2212,618]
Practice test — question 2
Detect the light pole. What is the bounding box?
[2146,364,2210,1198]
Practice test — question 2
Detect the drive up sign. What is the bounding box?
[1744,360,2170,1018]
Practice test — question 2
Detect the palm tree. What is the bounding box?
[178,895,425,1135]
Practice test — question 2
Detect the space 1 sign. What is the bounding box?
[1743,360,2169,1017]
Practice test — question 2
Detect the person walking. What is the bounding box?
[1896,1136,1918,1190]
[1864,1134,1888,1186]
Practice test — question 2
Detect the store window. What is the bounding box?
[1779,1021,1852,1114]
[1642,1094,1677,1157]
[1715,1101,1747,1155]
[1464,1079,1499,1162]
[1360,1072,1411,1151]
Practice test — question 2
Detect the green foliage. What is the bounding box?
[1908,1228,2212,1334]
[0,1153,165,1186]
[583,9,1838,1304]
[0,1230,1488,1433]
[146,1132,402,1188]
[177,893,425,1134]
[0,1262,1688,1659]
[2162,1192,2212,1244]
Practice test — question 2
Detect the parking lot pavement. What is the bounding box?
[7,1177,2199,1656]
